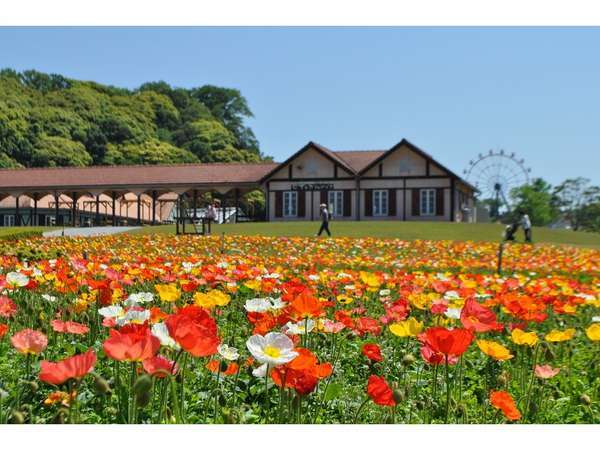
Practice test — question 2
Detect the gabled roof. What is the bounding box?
[358,138,477,191]
[333,150,386,172]
[259,141,358,183]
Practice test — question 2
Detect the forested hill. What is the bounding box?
[0,69,271,169]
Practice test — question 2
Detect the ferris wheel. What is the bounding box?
[463,149,531,218]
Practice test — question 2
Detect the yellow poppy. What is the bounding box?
[477,339,513,361]
[545,328,576,342]
[585,323,600,341]
[389,317,424,338]
[510,329,538,347]
[155,283,181,303]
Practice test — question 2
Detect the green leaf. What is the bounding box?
[323,382,342,402]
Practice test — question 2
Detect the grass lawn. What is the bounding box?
[0,226,52,238]
[128,221,600,248]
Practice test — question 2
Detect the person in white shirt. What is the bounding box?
[316,203,331,237]
[521,213,532,243]
[205,201,217,234]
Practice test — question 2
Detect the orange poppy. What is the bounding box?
[271,348,332,395]
[290,288,323,319]
[39,349,96,385]
[102,323,160,362]
[206,359,239,376]
[0,296,17,318]
[490,390,521,421]
[165,305,220,357]
[0,323,8,339]
[460,299,502,333]
[366,375,396,406]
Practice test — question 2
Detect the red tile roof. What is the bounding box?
[0,162,279,191]
[333,150,386,172]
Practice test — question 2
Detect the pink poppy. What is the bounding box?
[534,364,560,379]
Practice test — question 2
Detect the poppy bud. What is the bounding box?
[93,374,111,395]
[220,361,228,372]
[27,381,39,393]
[402,354,416,366]
[497,374,508,385]
[136,390,152,408]
[106,406,118,416]
[393,388,405,403]
[580,394,591,405]
[457,403,467,416]
[133,374,153,396]
[10,410,25,424]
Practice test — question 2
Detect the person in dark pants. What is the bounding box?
[317,203,331,237]
[521,213,532,243]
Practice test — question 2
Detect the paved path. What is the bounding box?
[43,226,140,237]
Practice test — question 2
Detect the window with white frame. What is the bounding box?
[3,215,15,227]
[420,189,436,215]
[283,191,297,217]
[45,216,56,226]
[373,190,388,216]
[328,190,343,217]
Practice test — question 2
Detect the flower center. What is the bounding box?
[263,345,281,358]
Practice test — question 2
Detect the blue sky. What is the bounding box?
[1,27,598,186]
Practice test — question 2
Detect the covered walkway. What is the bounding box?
[0,162,277,228]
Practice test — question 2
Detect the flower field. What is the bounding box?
[0,234,598,424]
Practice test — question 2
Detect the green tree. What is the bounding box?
[31,135,92,167]
[191,85,259,152]
[102,140,198,165]
[509,178,559,226]
[553,177,600,230]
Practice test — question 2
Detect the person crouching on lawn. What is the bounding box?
[317,203,331,237]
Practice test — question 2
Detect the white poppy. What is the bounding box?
[269,297,287,310]
[98,305,124,319]
[244,297,272,313]
[217,344,239,361]
[217,261,229,269]
[444,308,462,320]
[308,274,320,281]
[151,322,180,350]
[444,290,461,300]
[592,316,600,323]
[246,332,298,367]
[6,272,29,288]
[41,294,57,303]
[124,292,154,307]
[252,363,269,378]
[283,319,315,335]
[117,309,151,326]
[379,289,391,296]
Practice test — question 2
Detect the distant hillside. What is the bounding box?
[0,69,271,168]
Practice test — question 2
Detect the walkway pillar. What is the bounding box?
[151,191,157,225]
[111,192,116,226]
[71,191,77,227]
[54,193,60,226]
[136,194,142,225]
[15,195,21,226]
[192,190,198,220]
[95,195,101,226]
[33,196,38,226]
[234,188,239,223]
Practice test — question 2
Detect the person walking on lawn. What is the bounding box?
[317,203,331,237]
[521,212,532,243]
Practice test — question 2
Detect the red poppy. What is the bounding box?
[290,288,323,319]
[11,329,48,355]
[142,355,179,378]
[0,296,17,318]
[361,343,383,362]
[420,343,459,365]
[334,310,355,329]
[51,320,90,335]
[366,375,396,406]
[39,349,96,385]
[355,317,382,336]
[379,299,410,324]
[460,299,502,333]
[102,323,160,362]
[421,327,474,359]
[206,359,239,376]
[490,390,521,421]
[271,348,332,395]
[165,305,220,357]
[0,323,8,339]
